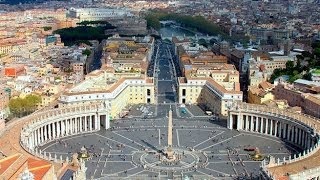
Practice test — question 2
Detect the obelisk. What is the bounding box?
[166,107,174,159]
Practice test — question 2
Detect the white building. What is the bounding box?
[68,8,134,22]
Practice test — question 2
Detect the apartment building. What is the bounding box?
[274,79,320,118]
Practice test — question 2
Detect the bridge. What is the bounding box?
[159,20,176,26]
[161,33,219,42]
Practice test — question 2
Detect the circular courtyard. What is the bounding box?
[39,115,301,179]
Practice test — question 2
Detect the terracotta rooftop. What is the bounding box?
[28,158,52,180]
[0,154,22,175]
[259,81,273,91]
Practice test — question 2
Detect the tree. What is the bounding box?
[285,61,294,71]
[25,94,41,112]
[9,98,23,117]
[8,94,41,118]
[82,49,91,56]
[43,26,52,31]
[315,48,320,58]
[198,38,208,48]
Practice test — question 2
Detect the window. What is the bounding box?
[182,89,186,96]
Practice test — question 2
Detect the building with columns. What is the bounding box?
[227,102,320,179]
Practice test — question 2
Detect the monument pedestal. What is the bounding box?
[166,146,174,160]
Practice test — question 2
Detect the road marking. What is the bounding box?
[203,167,231,176]
[193,131,225,148]
[95,134,139,151]
[208,161,259,164]
[158,129,161,146]
[124,169,144,179]
[200,134,242,151]
[112,131,145,149]
[176,129,180,147]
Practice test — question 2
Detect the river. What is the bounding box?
[159,26,195,38]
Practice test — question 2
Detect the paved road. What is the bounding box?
[156,41,178,104]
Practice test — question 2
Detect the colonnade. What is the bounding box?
[27,114,102,149]
[20,103,110,153]
[227,102,320,179]
[228,113,315,149]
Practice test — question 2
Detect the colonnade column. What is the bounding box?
[48,124,52,140]
[294,127,299,144]
[265,118,269,134]
[41,127,44,144]
[65,119,68,135]
[283,123,287,139]
[89,116,93,131]
[302,131,305,148]
[95,115,99,131]
[85,116,88,131]
[80,117,83,132]
[37,129,40,146]
[297,128,301,146]
[270,120,273,136]
[71,118,74,134]
[307,132,310,148]
[274,121,278,137]
[246,115,249,131]
[287,125,291,141]
[228,113,233,129]
[250,116,253,132]
[44,125,47,142]
[57,121,61,137]
[53,122,56,139]
[75,117,77,133]
[260,117,263,133]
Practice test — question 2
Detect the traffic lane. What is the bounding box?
[158,71,172,80]
[158,67,172,79]
[157,95,175,104]
[157,81,175,94]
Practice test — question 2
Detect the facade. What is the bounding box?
[175,39,242,117]
[59,70,155,119]
[107,18,148,36]
[102,35,154,71]
[68,8,134,22]
[0,89,9,120]
[178,77,242,117]
[274,81,320,118]
[250,28,291,42]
